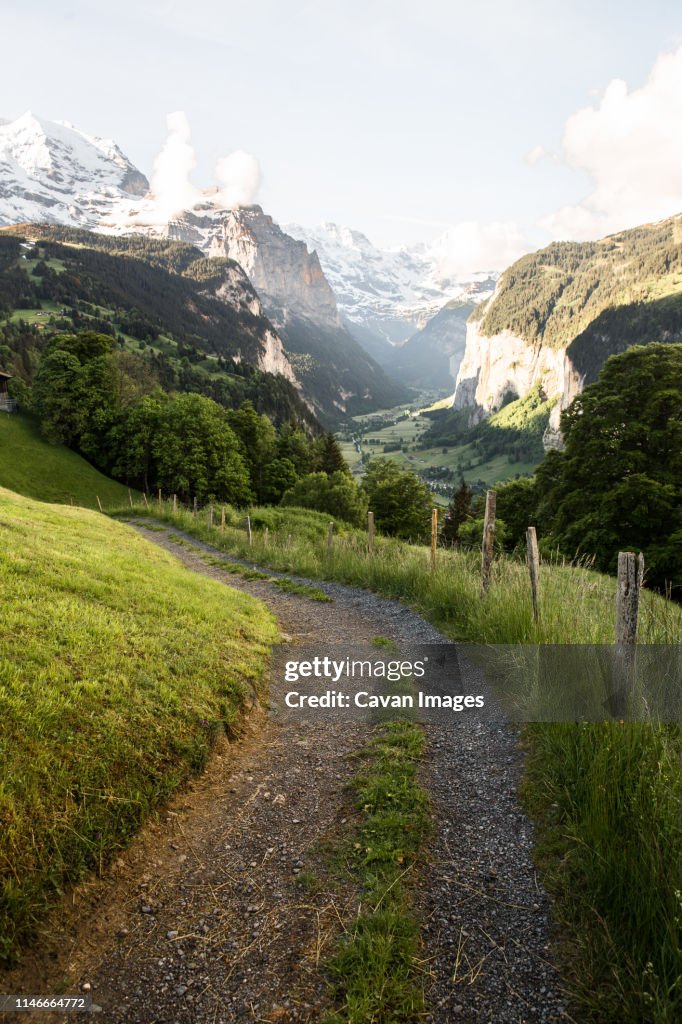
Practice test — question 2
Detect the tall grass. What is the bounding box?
[116,499,682,1022]
[116,498,680,646]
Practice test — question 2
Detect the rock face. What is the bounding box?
[453,214,682,447]
[454,316,566,425]
[213,207,341,328]
[285,221,496,347]
[200,207,407,420]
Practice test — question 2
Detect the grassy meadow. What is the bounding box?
[0,413,139,509]
[0,487,277,962]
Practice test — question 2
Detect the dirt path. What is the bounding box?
[3,525,571,1023]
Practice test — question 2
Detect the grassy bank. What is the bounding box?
[0,488,277,963]
[0,413,138,509]
[117,501,682,1022]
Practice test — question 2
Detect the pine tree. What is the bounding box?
[441,476,472,546]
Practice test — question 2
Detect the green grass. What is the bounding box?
[269,577,332,602]
[522,723,682,1022]
[0,487,277,963]
[325,721,430,1024]
[119,501,680,646]
[0,414,139,510]
[118,500,682,1021]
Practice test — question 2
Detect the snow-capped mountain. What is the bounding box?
[284,221,496,347]
[0,113,404,418]
[0,112,148,227]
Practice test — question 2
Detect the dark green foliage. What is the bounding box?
[26,331,329,507]
[361,460,433,541]
[567,294,682,385]
[476,216,682,350]
[535,343,682,590]
[440,477,473,546]
[314,431,350,476]
[0,227,315,428]
[494,476,538,552]
[152,394,252,505]
[421,386,552,465]
[282,471,367,526]
[278,314,407,424]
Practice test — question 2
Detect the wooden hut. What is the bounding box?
[0,370,16,412]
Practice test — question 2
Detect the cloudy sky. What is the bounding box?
[3,0,682,268]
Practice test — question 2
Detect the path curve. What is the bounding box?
[6,523,570,1024]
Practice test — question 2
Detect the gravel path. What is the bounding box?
[6,524,571,1024]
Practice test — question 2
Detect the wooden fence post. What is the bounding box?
[193,497,197,518]
[128,488,133,508]
[96,495,103,513]
[246,515,252,546]
[327,521,334,553]
[208,505,213,529]
[616,551,644,645]
[143,492,149,509]
[481,489,496,593]
[611,551,644,716]
[221,506,225,532]
[158,488,162,511]
[368,511,375,554]
[173,493,177,513]
[264,526,269,546]
[526,526,540,621]
[430,508,438,573]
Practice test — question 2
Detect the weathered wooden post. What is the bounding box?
[128,488,133,508]
[158,488,162,511]
[173,493,177,514]
[96,495,103,513]
[264,526,269,546]
[526,526,540,621]
[143,492,149,509]
[368,511,375,555]
[611,551,645,717]
[616,551,644,645]
[193,497,197,518]
[221,506,225,533]
[327,521,334,553]
[481,489,496,593]
[208,505,213,529]
[246,515,252,546]
[430,508,438,573]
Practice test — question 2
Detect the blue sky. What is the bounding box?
[3,0,682,261]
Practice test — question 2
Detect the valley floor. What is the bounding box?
[4,525,569,1023]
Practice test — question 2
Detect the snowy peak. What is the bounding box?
[285,220,496,346]
[0,112,148,228]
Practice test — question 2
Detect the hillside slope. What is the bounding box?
[0,413,137,508]
[0,486,276,961]
[0,227,316,427]
[453,212,682,438]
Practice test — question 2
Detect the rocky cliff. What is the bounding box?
[453,213,682,444]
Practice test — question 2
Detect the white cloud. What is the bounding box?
[525,144,548,166]
[542,45,682,240]
[150,111,200,219]
[429,220,530,278]
[214,149,261,209]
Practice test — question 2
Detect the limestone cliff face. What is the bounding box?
[209,206,341,330]
[453,317,566,424]
[167,203,406,419]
